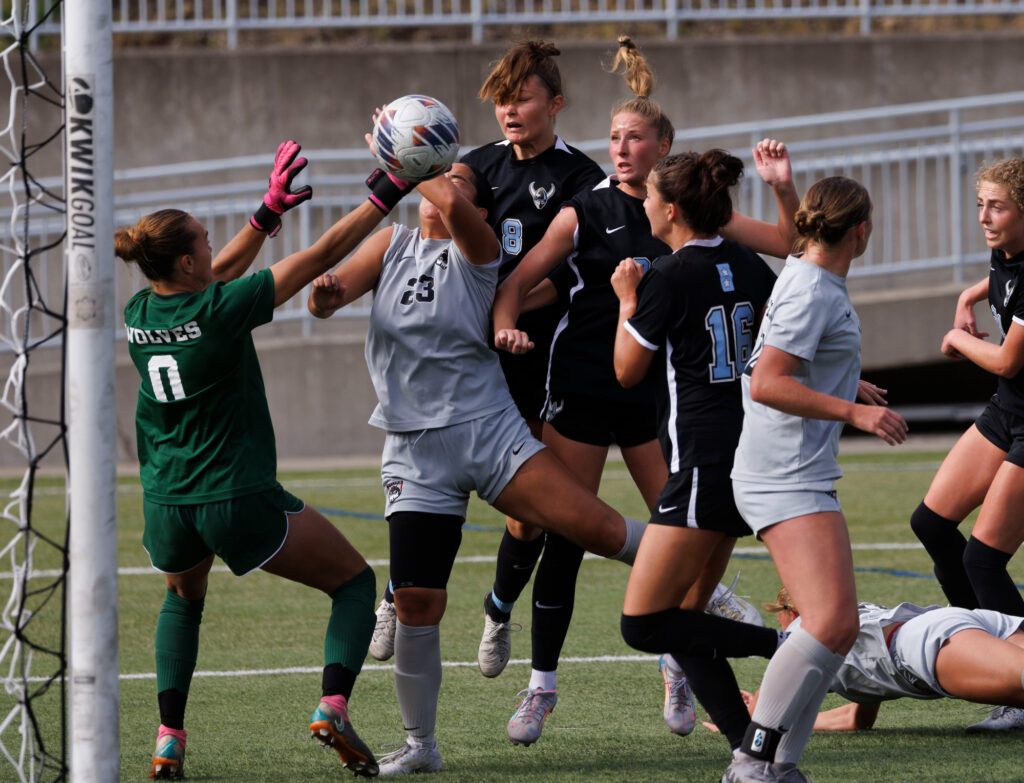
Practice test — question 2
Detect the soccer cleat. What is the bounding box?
[507,688,557,746]
[708,573,765,627]
[478,595,513,678]
[659,655,697,736]
[148,730,185,780]
[721,756,779,783]
[377,740,442,776]
[310,699,379,777]
[773,764,816,783]
[369,597,397,661]
[966,705,1024,732]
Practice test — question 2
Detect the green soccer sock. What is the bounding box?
[155,589,205,702]
[324,566,376,677]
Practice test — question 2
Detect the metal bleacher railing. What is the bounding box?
[26,0,1024,47]
[7,90,1024,339]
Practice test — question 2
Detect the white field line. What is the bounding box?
[88,654,661,685]
[123,654,660,680]
[20,461,942,500]
[0,542,924,581]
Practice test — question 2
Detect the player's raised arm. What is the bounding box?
[212,140,314,282]
[721,138,799,259]
[416,168,498,266]
[493,207,578,338]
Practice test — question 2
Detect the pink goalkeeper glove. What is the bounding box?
[250,140,313,237]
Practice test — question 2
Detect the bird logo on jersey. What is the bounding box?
[1005,279,1016,307]
[528,181,556,210]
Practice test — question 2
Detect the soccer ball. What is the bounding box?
[372,95,460,183]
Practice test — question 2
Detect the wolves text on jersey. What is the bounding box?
[126,320,202,345]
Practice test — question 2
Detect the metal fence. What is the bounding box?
[25,0,1024,47]
[6,89,1024,340]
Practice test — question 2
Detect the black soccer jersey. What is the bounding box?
[460,136,605,279]
[987,246,1024,416]
[461,136,605,418]
[625,239,777,471]
[547,177,669,403]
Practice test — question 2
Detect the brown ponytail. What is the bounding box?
[114,209,195,282]
[608,36,673,144]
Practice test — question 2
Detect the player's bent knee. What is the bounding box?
[620,611,666,653]
[394,586,447,626]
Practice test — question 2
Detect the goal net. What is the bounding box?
[0,1,118,781]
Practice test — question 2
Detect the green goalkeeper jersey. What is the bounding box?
[124,269,277,504]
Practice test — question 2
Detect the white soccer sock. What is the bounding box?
[608,517,645,565]
[394,620,442,747]
[529,668,557,692]
[749,626,844,763]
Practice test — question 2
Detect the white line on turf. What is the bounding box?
[0,542,925,580]
[111,654,659,683]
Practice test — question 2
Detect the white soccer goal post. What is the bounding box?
[64,1,119,782]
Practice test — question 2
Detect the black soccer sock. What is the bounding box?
[490,527,545,613]
[620,608,779,660]
[964,535,1024,615]
[322,662,357,700]
[530,533,584,671]
[674,655,750,750]
[910,501,978,608]
[157,688,188,731]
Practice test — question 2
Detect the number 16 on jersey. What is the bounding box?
[705,302,755,383]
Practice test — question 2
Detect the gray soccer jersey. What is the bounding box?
[365,224,515,431]
[732,255,861,487]
[793,603,945,704]
[791,602,1024,703]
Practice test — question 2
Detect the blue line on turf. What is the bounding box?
[316,507,502,532]
[730,551,1024,588]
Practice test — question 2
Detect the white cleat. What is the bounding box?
[377,741,442,776]
[369,597,397,661]
[721,756,778,783]
[478,603,512,678]
[966,705,1024,732]
[707,573,765,627]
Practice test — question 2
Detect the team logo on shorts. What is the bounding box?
[386,479,404,503]
[528,181,556,210]
[542,397,564,422]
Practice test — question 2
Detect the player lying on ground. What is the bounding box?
[707,587,1024,734]
[117,141,404,779]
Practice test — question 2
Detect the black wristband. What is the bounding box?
[250,203,282,237]
[366,168,411,215]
